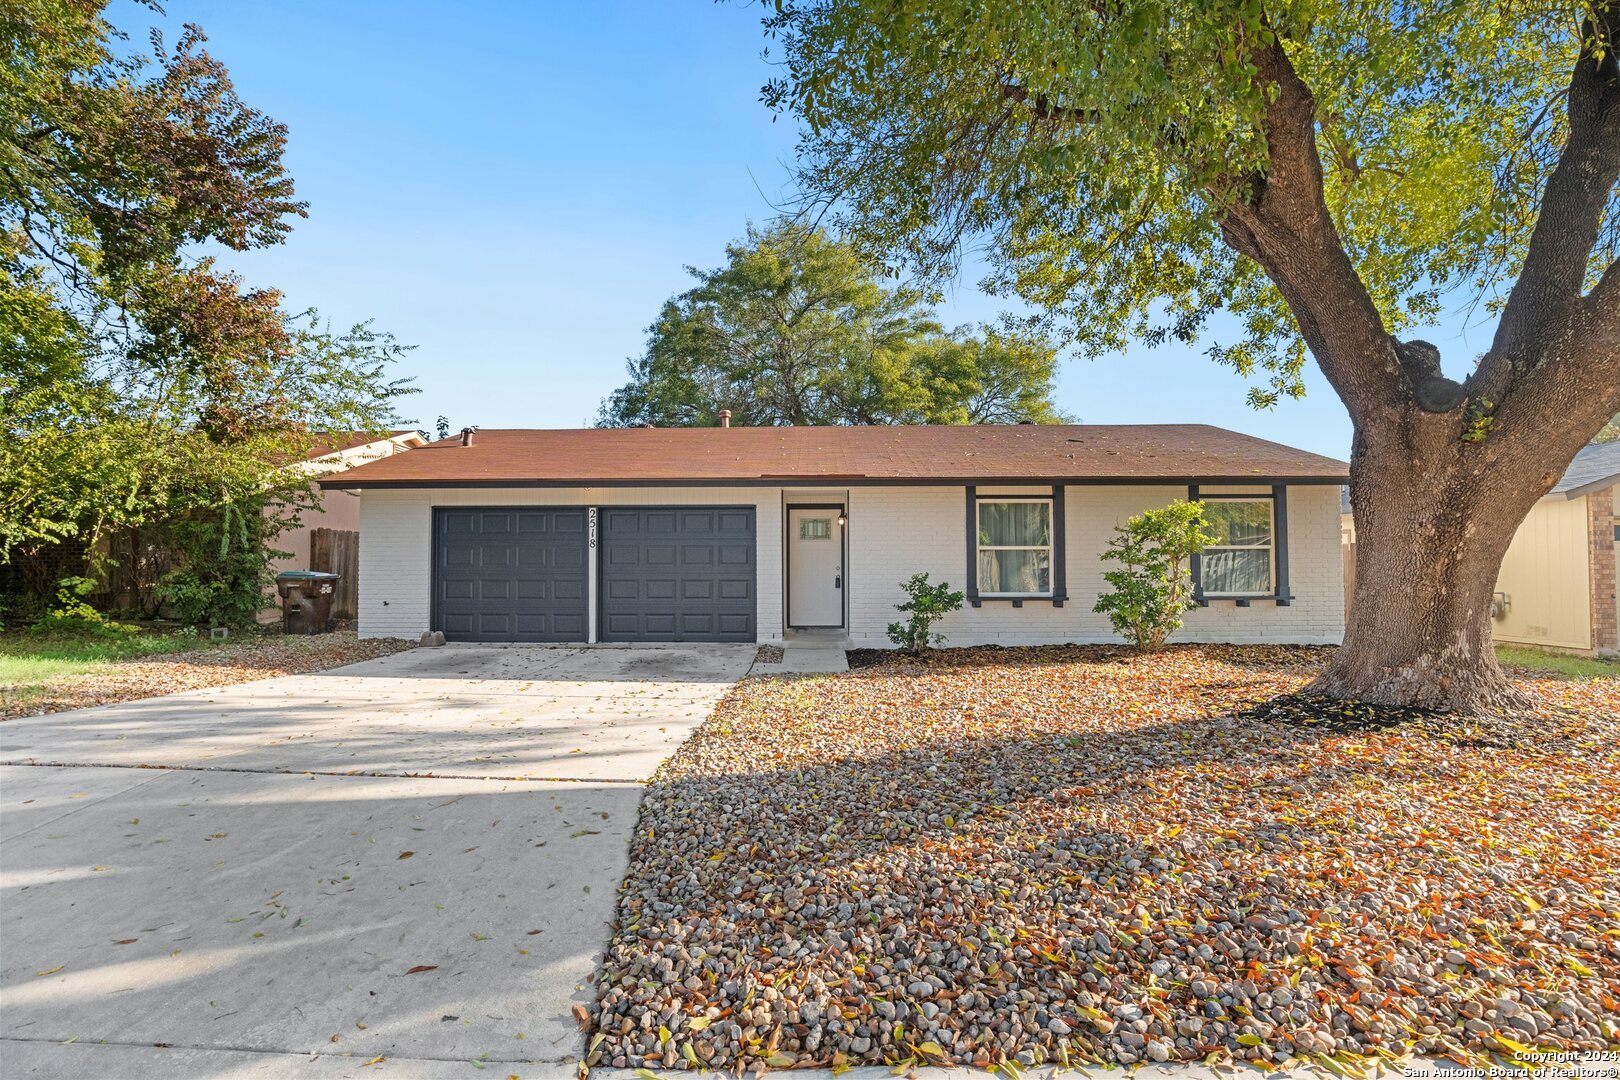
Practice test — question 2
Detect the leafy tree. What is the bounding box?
[759,0,1620,711]
[1094,502,1217,650]
[599,222,1065,427]
[1,4,413,621]
[886,573,965,653]
[1598,414,1620,443]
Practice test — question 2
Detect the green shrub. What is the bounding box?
[1093,501,1216,650]
[31,576,140,638]
[886,572,965,653]
[155,501,277,628]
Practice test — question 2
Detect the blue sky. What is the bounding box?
[136,1,1499,459]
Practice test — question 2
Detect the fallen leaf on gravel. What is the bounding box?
[590,644,1620,1075]
[404,965,437,975]
[34,965,63,976]
[397,851,415,860]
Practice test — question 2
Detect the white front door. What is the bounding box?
[788,507,843,627]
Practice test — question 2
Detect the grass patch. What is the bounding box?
[1496,644,1620,679]
[0,629,208,691]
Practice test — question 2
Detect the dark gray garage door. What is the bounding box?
[433,508,588,642]
[600,506,755,642]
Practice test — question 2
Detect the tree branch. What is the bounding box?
[1214,41,1401,424]
[1457,7,1620,468]
[1590,252,1620,313]
[1488,5,1620,368]
[997,81,1099,125]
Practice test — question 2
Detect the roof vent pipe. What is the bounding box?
[718,409,732,428]
[459,426,477,447]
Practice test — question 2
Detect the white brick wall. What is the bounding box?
[356,483,1343,646]
[355,487,783,640]
[846,484,1344,647]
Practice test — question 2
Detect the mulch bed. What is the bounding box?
[0,631,414,721]
[591,644,1620,1073]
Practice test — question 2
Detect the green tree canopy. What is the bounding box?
[761,0,1615,409]
[1,2,412,619]
[756,0,1620,711]
[598,223,1066,427]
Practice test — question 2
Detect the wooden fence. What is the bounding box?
[309,528,359,622]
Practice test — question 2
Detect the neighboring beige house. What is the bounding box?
[1341,442,1620,657]
[1492,442,1620,656]
[319,424,1350,647]
[268,432,427,612]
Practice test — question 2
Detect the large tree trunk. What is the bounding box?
[1211,33,1620,716]
[1308,415,1549,712]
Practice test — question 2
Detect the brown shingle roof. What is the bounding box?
[306,429,423,459]
[318,425,1348,488]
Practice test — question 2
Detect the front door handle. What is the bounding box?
[835,567,842,589]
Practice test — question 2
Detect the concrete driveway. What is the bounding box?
[0,643,754,1078]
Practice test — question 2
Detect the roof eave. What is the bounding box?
[1553,474,1620,499]
[319,473,1350,491]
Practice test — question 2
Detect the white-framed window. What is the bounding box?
[976,498,1053,597]
[1201,498,1275,596]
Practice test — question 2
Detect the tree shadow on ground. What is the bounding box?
[593,647,1620,1073]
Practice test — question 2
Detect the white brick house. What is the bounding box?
[321,424,1349,648]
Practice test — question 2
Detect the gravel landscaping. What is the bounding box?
[591,645,1620,1074]
[0,630,414,720]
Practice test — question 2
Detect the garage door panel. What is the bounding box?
[434,509,588,643]
[600,506,755,643]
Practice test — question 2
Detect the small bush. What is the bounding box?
[155,502,277,628]
[886,572,965,653]
[1093,501,1215,650]
[31,576,140,639]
